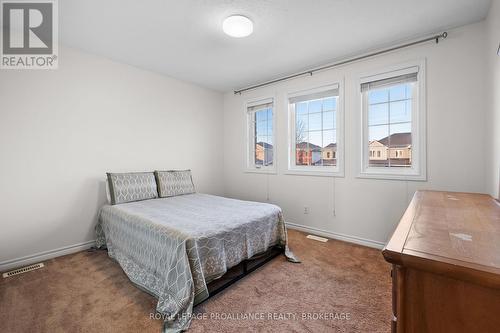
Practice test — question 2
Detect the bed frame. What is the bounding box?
[198,245,284,305]
[90,245,284,305]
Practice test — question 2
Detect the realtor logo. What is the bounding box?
[1,0,58,69]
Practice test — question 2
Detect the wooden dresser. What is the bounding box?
[382,191,500,333]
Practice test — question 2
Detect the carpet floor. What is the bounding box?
[0,230,391,332]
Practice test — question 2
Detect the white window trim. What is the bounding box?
[286,82,345,177]
[356,59,427,181]
[244,96,277,174]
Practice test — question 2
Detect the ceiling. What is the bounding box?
[60,0,492,92]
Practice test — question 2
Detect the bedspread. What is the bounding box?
[95,193,298,332]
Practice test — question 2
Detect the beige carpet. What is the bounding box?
[0,230,391,332]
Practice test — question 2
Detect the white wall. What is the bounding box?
[223,22,488,247]
[0,14,494,270]
[0,46,223,269]
[486,0,500,199]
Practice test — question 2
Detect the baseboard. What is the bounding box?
[0,240,96,272]
[0,225,383,272]
[285,222,385,249]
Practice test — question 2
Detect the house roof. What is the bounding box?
[369,140,386,147]
[296,142,337,150]
[256,142,273,149]
[378,132,411,147]
[296,142,321,151]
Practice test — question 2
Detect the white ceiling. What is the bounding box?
[60,0,492,92]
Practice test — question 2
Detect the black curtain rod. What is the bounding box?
[234,31,448,95]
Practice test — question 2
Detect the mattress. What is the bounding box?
[95,193,296,332]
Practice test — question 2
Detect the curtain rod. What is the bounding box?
[234,31,448,95]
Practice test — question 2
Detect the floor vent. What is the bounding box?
[306,234,328,242]
[2,263,44,278]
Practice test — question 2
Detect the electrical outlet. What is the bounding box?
[303,206,309,214]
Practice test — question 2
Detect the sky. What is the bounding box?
[368,83,412,141]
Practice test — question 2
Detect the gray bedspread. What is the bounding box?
[95,193,298,332]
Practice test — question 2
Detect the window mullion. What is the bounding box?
[254,114,258,167]
[287,84,341,173]
[246,100,275,171]
[361,66,423,178]
[320,98,324,167]
[388,96,391,168]
[305,111,308,166]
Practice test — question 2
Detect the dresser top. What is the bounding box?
[383,190,500,286]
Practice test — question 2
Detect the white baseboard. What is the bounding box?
[1,225,383,272]
[285,222,385,250]
[0,240,96,272]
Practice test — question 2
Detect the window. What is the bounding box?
[288,84,343,176]
[358,63,426,180]
[246,98,275,172]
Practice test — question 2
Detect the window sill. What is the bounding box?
[285,169,344,177]
[356,171,426,181]
[244,168,277,175]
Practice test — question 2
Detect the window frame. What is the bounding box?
[286,83,344,177]
[245,96,277,174]
[356,60,427,181]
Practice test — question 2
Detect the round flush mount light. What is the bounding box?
[222,15,253,38]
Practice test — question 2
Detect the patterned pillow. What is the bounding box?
[154,170,195,197]
[106,172,158,205]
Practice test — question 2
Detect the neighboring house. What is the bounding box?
[296,142,336,166]
[255,142,274,165]
[322,143,337,166]
[295,142,321,165]
[369,132,412,166]
[368,140,388,161]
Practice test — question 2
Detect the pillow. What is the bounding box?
[105,178,111,204]
[154,170,195,197]
[106,172,158,205]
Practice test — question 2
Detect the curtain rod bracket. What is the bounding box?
[436,32,447,44]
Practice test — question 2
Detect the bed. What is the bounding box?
[96,191,298,332]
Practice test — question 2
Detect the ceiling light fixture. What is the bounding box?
[222,15,253,38]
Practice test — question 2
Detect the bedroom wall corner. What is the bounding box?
[222,21,489,246]
[486,0,500,199]
[0,46,224,270]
